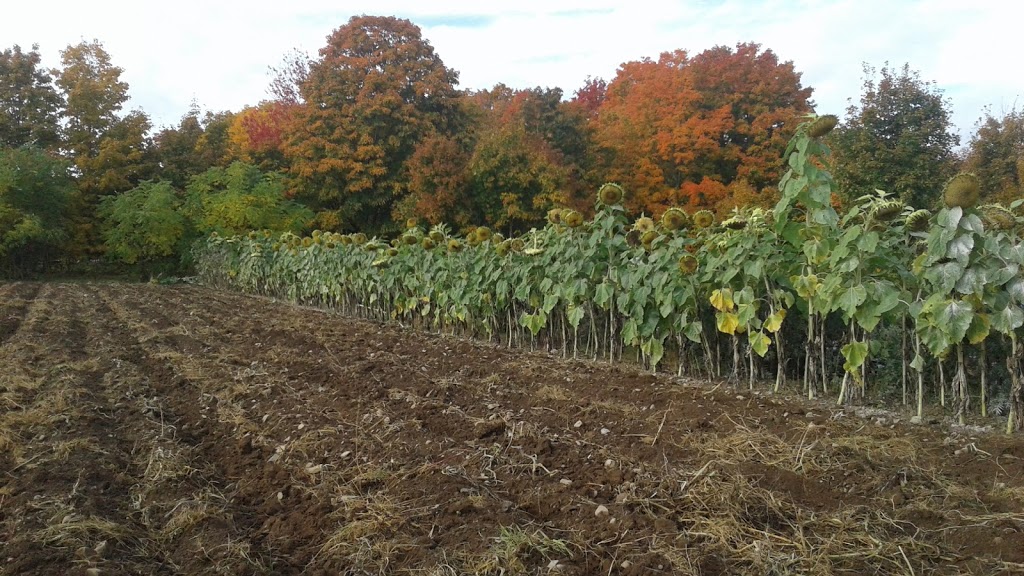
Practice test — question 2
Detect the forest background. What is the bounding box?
[1,14,1022,277]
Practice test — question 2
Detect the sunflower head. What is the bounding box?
[905,209,931,232]
[981,204,1017,231]
[598,182,624,205]
[807,114,839,138]
[421,237,436,250]
[475,226,492,242]
[302,237,313,248]
[678,254,699,275]
[352,232,368,245]
[872,199,904,222]
[406,218,418,230]
[547,208,563,226]
[562,210,585,228]
[662,207,689,231]
[510,238,525,253]
[402,233,419,246]
[386,248,399,257]
[640,229,659,248]
[693,210,715,229]
[625,229,642,247]
[495,240,511,257]
[633,216,656,233]
[429,230,445,243]
[447,239,463,253]
[943,173,981,209]
[723,216,748,230]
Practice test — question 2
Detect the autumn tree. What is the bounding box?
[829,63,959,209]
[0,44,64,149]
[56,40,155,254]
[0,147,73,275]
[593,43,812,216]
[227,100,296,171]
[964,106,1024,204]
[572,76,606,118]
[283,16,462,233]
[402,85,585,231]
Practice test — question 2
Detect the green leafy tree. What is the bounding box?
[186,161,312,236]
[830,63,960,209]
[964,107,1024,204]
[99,180,186,266]
[0,44,64,149]
[0,147,73,274]
[155,105,236,189]
[283,15,462,233]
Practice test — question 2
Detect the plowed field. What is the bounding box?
[2,282,1023,575]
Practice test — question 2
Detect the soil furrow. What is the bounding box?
[3,283,1023,575]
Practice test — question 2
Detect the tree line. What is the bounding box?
[1,15,1022,276]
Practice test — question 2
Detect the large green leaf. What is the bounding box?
[841,341,869,381]
[966,314,991,345]
[947,234,975,263]
[837,285,868,317]
[748,331,771,358]
[992,305,1024,334]
[939,300,974,343]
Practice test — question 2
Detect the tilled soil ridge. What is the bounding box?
[1,282,1023,575]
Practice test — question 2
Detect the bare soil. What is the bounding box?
[1,282,1023,575]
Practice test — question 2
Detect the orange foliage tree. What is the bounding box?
[402,85,587,233]
[227,100,296,171]
[282,16,462,234]
[592,43,812,216]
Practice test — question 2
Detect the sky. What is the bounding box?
[3,0,1022,142]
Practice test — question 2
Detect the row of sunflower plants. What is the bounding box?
[194,116,1024,432]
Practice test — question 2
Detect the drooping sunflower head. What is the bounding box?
[386,248,399,257]
[447,239,463,253]
[340,235,354,245]
[625,229,642,247]
[678,254,699,275]
[633,216,656,233]
[807,114,839,138]
[547,208,563,226]
[562,210,585,228]
[402,233,419,246]
[662,207,689,231]
[640,229,659,248]
[421,237,436,250]
[491,232,505,244]
[693,210,715,229]
[981,204,1017,231]
[352,232,368,245]
[943,173,981,209]
[429,230,445,244]
[495,240,511,257]
[302,237,313,248]
[510,238,525,253]
[722,216,748,230]
[475,226,492,242]
[905,209,931,232]
[872,199,904,222]
[406,217,418,230]
[598,182,624,206]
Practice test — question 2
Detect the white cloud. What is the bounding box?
[4,0,1022,140]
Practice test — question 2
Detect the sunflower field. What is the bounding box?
[196,116,1024,433]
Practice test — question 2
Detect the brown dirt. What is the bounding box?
[1,282,1023,575]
